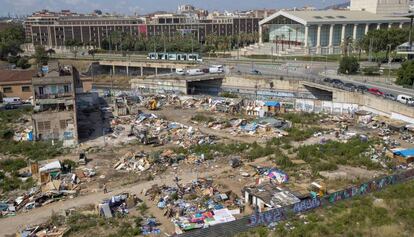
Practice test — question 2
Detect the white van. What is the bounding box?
[186,69,204,76]
[176,68,185,75]
[2,97,22,105]
[397,94,414,105]
[209,65,224,74]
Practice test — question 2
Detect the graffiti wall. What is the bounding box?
[248,168,414,228]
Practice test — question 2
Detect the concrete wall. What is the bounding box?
[130,78,187,94]
[333,91,414,123]
[32,110,77,144]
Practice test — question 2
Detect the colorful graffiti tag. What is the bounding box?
[292,198,321,213]
[249,168,414,228]
[249,198,321,226]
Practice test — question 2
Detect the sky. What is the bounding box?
[2,0,346,16]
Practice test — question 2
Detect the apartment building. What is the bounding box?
[31,65,81,146]
[25,9,260,48]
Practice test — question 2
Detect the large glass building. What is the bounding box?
[259,9,410,54]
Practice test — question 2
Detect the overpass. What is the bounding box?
[131,74,225,95]
[98,60,197,77]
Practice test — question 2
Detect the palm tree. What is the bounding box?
[110,31,122,51]
[288,29,292,49]
[281,34,285,51]
[342,36,353,56]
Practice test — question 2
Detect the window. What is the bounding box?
[38,87,44,95]
[60,119,70,129]
[38,121,51,131]
[64,85,70,93]
[3,87,12,93]
[22,86,31,92]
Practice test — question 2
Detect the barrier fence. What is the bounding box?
[178,168,414,237]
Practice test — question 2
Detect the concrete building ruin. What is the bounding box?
[31,65,82,146]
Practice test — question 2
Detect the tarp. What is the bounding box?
[394,148,414,158]
[264,101,280,107]
[39,161,61,173]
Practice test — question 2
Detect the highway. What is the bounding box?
[52,52,413,97]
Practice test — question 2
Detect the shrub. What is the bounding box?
[338,56,360,75]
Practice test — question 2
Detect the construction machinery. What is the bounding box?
[146,99,158,110]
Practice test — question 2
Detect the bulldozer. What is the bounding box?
[146,99,158,110]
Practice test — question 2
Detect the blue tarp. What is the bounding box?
[264,101,280,107]
[394,148,414,158]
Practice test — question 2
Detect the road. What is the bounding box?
[52,52,413,99]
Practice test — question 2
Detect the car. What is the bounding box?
[384,93,396,101]
[331,79,344,88]
[368,88,384,96]
[356,85,369,92]
[323,78,332,83]
[343,83,356,92]
[250,69,262,75]
[397,94,414,105]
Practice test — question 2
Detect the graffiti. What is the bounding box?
[293,198,321,213]
[249,207,285,226]
[328,175,398,203]
[249,169,414,228]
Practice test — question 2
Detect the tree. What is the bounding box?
[361,28,408,59]
[0,25,25,60]
[341,36,353,56]
[338,56,360,74]
[34,45,49,65]
[396,60,414,86]
[16,57,30,69]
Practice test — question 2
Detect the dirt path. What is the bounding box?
[0,164,234,236]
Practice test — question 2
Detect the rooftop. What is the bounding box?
[0,69,36,85]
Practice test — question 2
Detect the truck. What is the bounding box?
[186,69,204,76]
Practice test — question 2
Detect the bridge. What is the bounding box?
[98,60,197,77]
[131,73,225,95]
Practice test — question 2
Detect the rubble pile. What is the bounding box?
[113,151,151,172]
[145,179,243,233]
[131,112,216,148]
[0,160,95,217]
[19,223,69,237]
[98,192,138,218]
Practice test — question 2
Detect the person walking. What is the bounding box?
[103,183,107,194]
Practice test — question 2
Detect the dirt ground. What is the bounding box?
[3,104,411,236]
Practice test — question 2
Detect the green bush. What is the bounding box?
[274,153,295,169]
[220,91,239,98]
[338,56,360,75]
[0,140,63,161]
[0,158,27,172]
[396,60,414,86]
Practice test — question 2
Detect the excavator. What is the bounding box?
[146,99,158,110]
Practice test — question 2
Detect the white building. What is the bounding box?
[350,0,409,15]
[258,0,411,55]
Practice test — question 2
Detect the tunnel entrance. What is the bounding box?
[303,85,333,101]
[187,79,223,96]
